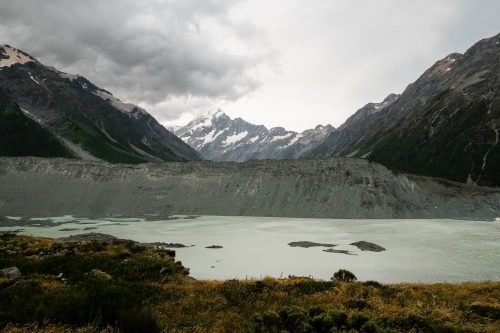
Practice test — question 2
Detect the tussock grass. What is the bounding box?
[1,235,499,332]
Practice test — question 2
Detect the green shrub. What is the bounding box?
[252,306,397,333]
[331,269,357,282]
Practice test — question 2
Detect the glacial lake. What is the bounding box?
[1,215,499,283]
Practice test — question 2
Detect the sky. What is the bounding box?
[0,0,499,131]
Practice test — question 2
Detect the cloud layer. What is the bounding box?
[0,0,268,114]
[1,0,499,130]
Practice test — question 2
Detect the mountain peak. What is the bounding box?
[210,108,226,118]
[0,44,202,162]
[175,111,335,161]
[0,44,36,68]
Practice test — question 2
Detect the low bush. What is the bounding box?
[332,269,357,282]
[252,306,397,333]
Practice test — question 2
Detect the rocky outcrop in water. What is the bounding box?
[350,241,386,252]
[288,241,337,248]
[323,249,355,255]
[0,157,499,219]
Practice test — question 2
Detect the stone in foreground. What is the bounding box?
[0,266,21,279]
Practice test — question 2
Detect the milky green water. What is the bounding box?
[2,216,499,282]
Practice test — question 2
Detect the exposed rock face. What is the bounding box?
[304,34,500,187]
[175,110,335,161]
[0,44,202,163]
[0,157,499,219]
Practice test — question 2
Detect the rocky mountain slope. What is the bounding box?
[1,157,499,219]
[0,90,74,158]
[175,110,334,161]
[304,33,500,187]
[0,44,202,163]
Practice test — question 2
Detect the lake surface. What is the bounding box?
[1,215,499,283]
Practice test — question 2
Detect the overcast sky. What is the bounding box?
[1,0,499,131]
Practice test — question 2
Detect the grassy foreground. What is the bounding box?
[0,234,499,333]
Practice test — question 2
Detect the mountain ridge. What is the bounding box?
[175,110,335,161]
[304,33,500,187]
[1,156,499,219]
[0,44,203,163]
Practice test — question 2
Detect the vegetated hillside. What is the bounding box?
[1,234,499,333]
[0,44,202,163]
[305,33,500,187]
[175,110,334,161]
[0,157,499,219]
[0,91,74,158]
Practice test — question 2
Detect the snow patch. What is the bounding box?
[374,100,391,110]
[278,134,303,149]
[480,126,499,173]
[191,117,212,131]
[20,108,43,124]
[213,109,224,119]
[0,45,34,68]
[248,136,261,143]
[59,72,80,81]
[28,72,40,85]
[93,89,148,118]
[270,133,293,142]
[223,131,248,146]
[201,129,223,144]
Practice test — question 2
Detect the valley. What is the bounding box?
[0,9,499,332]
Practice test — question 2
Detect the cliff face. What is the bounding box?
[0,157,498,219]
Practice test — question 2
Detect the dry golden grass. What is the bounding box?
[152,278,500,332]
[1,235,499,332]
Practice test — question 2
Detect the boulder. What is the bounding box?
[0,266,21,279]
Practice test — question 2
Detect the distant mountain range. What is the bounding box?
[175,110,334,161]
[0,44,202,163]
[304,33,500,187]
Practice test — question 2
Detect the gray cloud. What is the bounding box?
[0,0,268,105]
[1,0,499,131]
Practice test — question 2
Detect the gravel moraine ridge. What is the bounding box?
[0,157,499,219]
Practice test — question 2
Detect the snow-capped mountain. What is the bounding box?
[175,110,335,161]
